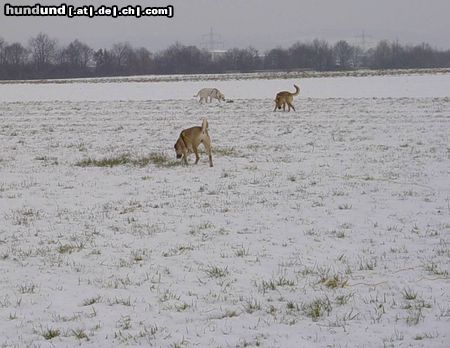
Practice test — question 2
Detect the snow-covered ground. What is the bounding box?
[1,72,450,102]
[0,72,449,347]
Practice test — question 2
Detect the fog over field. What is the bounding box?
[2,0,450,49]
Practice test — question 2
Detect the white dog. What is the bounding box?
[194,88,225,103]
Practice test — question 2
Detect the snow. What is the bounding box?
[0,72,449,102]
[0,72,449,347]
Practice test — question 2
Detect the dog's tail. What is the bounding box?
[201,118,208,133]
[292,84,300,96]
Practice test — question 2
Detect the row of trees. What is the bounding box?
[0,33,449,80]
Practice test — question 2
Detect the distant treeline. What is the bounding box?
[0,33,449,80]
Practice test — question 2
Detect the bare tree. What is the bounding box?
[334,40,354,69]
[264,48,290,70]
[134,47,153,74]
[220,47,260,72]
[370,40,392,68]
[0,37,6,65]
[111,42,132,71]
[1,34,450,79]
[29,33,57,69]
[312,39,334,70]
[93,49,114,76]
[350,46,363,68]
[4,43,28,65]
[62,40,92,68]
[154,43,213,74]
[288,42,315,69]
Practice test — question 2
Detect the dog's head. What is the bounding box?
[174,138,183,159]
[275,95,283,109]
[218,92,225,101]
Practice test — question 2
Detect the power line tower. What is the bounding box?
[360,30,366,50]
[201,27,224,51]
[354,30,374,51]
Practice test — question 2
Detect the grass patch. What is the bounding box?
[213,147,240,157]
[76,154,130,167]
[243,298,261,313]
[402,288,418,301]
[302,297,332,321]
[338,203,352,210]
[72,329,89,340]
[406,308,424,326]
[18,283,38,294]
[335,293,353,305]
[75,152,179,168]
[321,274,348,289]
[234,245,250,257]
[414,332,438,340]
[57,242,84,254]
[358,257,377,271]
[259,279,277,293]
[204,265,229,278]
[107,297,132,306]
[82,295,101,306]
[162,244,195,257]
[287,301,299,311]
[39,327,60,340]
[9,207,42,226]
[423,261,449,277]
[133,153,177,167]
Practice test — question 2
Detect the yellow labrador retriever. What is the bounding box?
[174,119,213,167]
[194,88,225,103]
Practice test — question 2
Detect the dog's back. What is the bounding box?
[276,84,300,99]
[195,88,225,102]
[195,88,213,98]
[180,119,208,142]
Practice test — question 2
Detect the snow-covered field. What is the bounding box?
[1,72,450,102]
[0,73,449,347]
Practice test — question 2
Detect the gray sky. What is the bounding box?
[2,0,449,51]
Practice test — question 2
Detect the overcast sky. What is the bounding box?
[1,0,449,51]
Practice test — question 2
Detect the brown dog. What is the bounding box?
[273,84,300,112]
[174,119,213,167]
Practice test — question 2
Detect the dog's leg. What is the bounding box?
[273,103,278,112]
[208,147,213,167]
[288,101,295,112]
[283,103,286,112]
[193,146,200,164]
[203,140,213,167]
[182,152,189,165]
